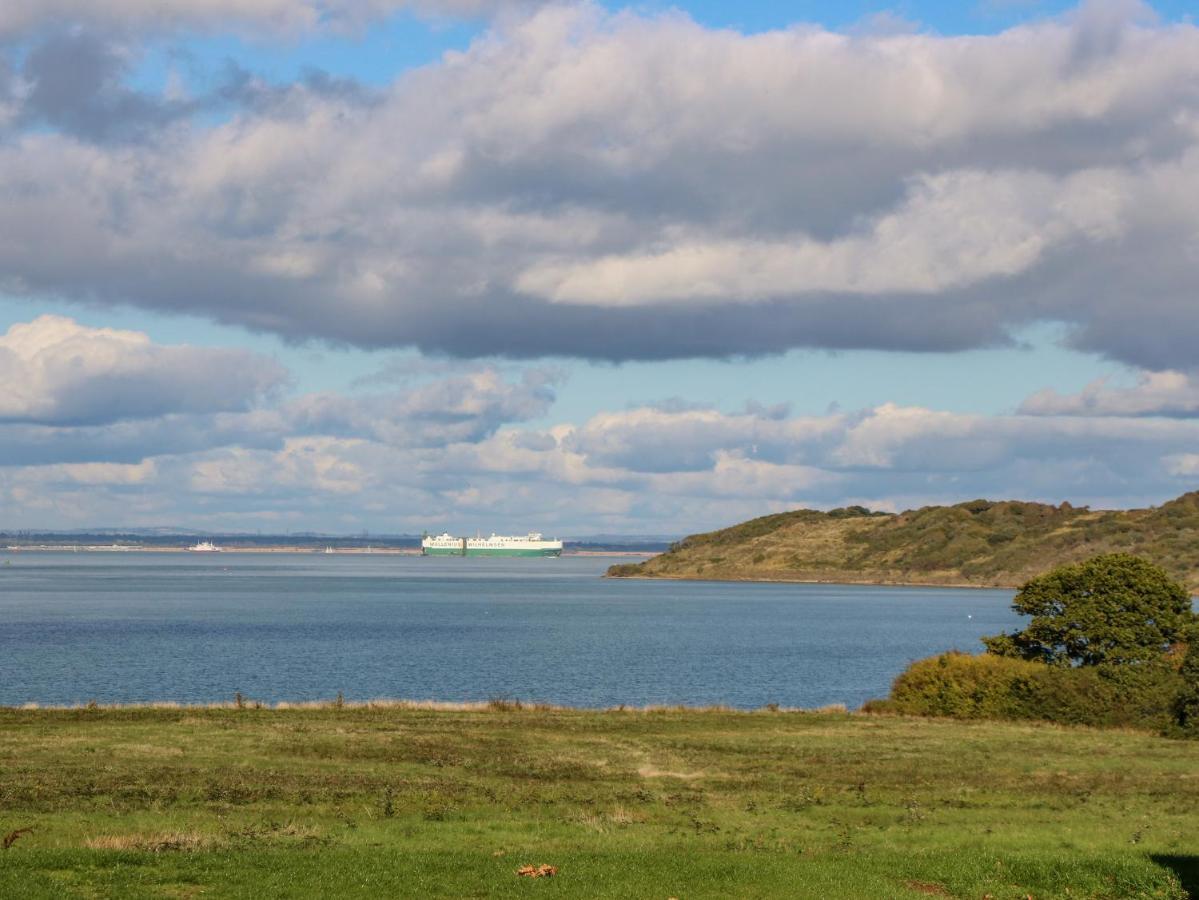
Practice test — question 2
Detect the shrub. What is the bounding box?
[887,652,1042,720]
[1029,661,1182,730]
[1175,636,1199,736]
[606,563,643,577]
[884,651,1184,731]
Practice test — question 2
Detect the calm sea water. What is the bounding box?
[0,552,1022,709]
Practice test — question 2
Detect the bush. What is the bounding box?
[1175,637,1199,735]
[884,651,1184,731]
[605,563,643,577]
[887,652,1042,720]
[1031,661,1183,730]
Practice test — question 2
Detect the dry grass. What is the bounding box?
[113,743,186,757]
[84,832,215,853]
[636,764,707,779]
[575,806,645,832]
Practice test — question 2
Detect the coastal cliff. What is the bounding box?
[607,492,1199,591]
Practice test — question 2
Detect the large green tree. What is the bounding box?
[983,553,1194,667]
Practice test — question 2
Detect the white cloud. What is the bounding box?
[1020,369,1199,417]
[14,459,158,486]
[0,315,288,425]
[285,366,560,446]
[516,169,1129,306]
[189,437,369,495]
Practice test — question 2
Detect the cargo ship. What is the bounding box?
[421,532,563,557]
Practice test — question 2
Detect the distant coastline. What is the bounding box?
[3,544,659,558]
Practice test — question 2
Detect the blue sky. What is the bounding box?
[1,0,1198,533]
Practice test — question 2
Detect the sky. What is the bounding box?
[1,0,1199,536]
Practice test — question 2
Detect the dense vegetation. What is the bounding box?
[2,704,1198,898]
[874,651,1192,734]
[873,556,1199,738]
[981,554,1195,667]
[608,492,1199,590]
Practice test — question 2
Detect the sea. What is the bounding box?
[0,552,1023,710]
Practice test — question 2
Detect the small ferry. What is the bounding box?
[188,541,222,552]
[421,532,562,558]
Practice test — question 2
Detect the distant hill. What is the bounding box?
[607,492,1199,591]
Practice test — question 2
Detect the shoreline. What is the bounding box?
[605,571,1020,590]
[1,698,853,714]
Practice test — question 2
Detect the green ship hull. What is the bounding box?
[422,547,561,558]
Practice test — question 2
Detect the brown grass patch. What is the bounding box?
[85,831,215,853]
[637,765,706,780]
[114,743,185,757]
[575,806,645,832]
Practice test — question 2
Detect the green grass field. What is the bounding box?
[1,703,1196,898]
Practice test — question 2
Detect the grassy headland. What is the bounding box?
[1,703,1196,898]
[608,491,1199,590]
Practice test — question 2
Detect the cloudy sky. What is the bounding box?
[2,0,1198,535]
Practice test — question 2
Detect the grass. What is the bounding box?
[0,703,1196,898]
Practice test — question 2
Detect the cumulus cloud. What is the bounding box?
[5,357,1199,531]
[562,406,842,472]
[0,4,1196,365]
[1020,369,1199,417]
[285,366,561,446]
[0,315,288,425]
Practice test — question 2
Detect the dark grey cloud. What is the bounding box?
[18,31,185,142]
[0,53,13,108]
[0,1,543,39]
[214,61,379,116]
[5,30,378,143]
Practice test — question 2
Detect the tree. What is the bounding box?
[1176,631,1199,733]
[983,553,1195,667]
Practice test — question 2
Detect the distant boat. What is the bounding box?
[189,541,222,552]
[421,531,563,558]
[324,546,335,554]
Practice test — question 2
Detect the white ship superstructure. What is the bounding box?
[421,532,562,557]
